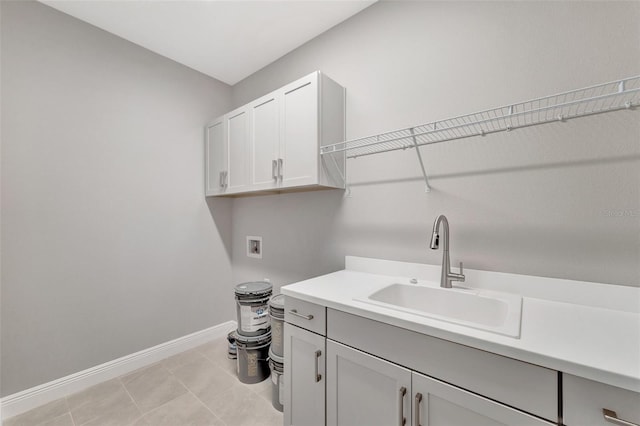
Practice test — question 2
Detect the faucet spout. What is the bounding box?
[430,215,465,288]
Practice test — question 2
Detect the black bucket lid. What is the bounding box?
[235,281,272,296]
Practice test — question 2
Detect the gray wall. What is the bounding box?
[231,1,640,290]
[1,1,233,396]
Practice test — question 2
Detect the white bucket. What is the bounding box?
[235,281,272,337]
[269,294,285,357]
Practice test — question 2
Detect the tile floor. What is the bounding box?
[5,337,283,426]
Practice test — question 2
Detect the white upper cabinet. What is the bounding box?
[249,93,280,191]
[205,71,345,197]
[279,74,319,188]
[204,117,226,196]
[225,106,250,193]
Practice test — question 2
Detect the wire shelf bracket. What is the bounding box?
[320,76,640,193]
[410,127,431,192]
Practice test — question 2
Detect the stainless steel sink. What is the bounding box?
[356,283,522,338]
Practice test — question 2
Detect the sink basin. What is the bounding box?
[356,283,522,338]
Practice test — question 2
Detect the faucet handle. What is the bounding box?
[457,262,466,283]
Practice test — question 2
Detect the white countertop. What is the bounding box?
[280,256,640,393]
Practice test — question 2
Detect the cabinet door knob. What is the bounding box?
[398,387,407,426]
[414,393,423,426]
[603,409,639,426]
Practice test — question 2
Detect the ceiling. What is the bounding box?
[40,0,375,86]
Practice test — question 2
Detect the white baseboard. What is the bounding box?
[1,321,236,421]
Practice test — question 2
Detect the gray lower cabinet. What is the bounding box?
[284,323,325,426]
[284,298,566,425]
[326,340,412,426]
[327,340,551,426]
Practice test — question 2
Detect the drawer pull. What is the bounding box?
[604,409,639,426]
[414,393,423,426]
[398,387,407,426]
[314,349,322,382]
[289,309,314,320]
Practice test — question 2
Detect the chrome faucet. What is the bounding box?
[430,215,465,288]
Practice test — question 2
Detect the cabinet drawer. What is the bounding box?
[284,296,326,336]
[564,374,640,426]
[327,309,558,422]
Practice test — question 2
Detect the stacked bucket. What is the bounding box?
[231,281,285,412]
[233,282,272,385]
[268,294,285,412]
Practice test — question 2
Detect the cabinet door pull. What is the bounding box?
[603,409,639,426]
[219,171,224,187]
[398,387,407,426]
[414,393,423,426]
[278,158,283,180]
[289,309,313,320]
[314,349,322,382]
[223,171,228,187]
[272,160,278,180]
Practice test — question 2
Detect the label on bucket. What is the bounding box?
[240,305,269,333]
[271,324,282,354]
[247,351,258,377]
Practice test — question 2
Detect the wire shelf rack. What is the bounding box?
[321,76,639,192]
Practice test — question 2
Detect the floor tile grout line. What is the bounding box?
[121,340,225,423]
[167,352,230,424]
[64,379,123,425]
[170,345,252,425]
[64,395,81,426]
[66,379,142,426]
[30,410,75,426]
[183,385,228,426]
[118,377,146,425]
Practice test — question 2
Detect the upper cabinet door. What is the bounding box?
[205,117,226,196]
[250,95,280,191]
[225,107,250,193]
[280,73,319,188]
